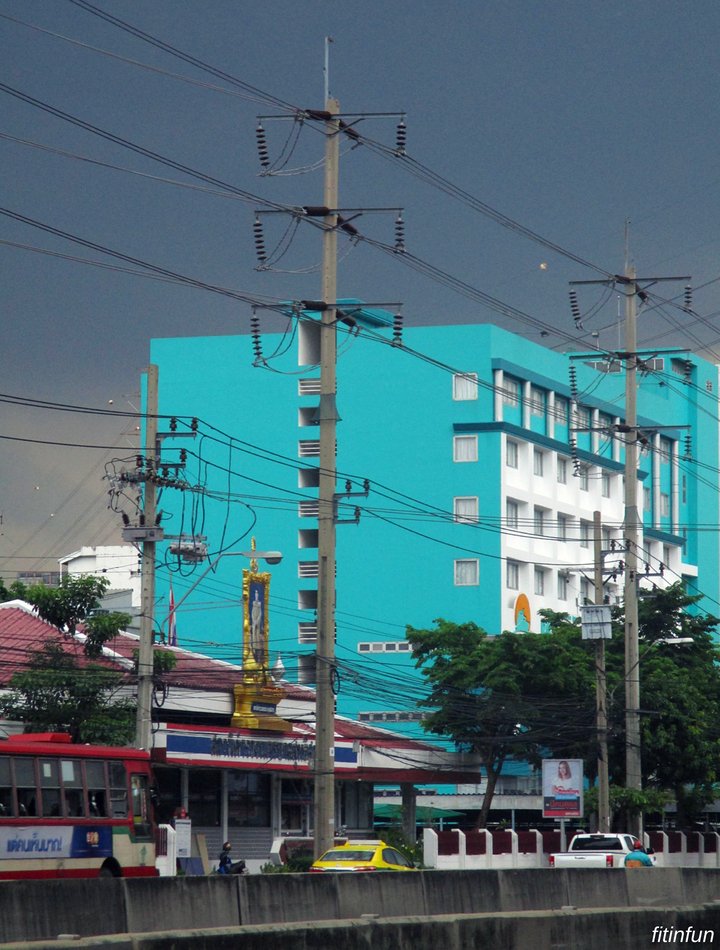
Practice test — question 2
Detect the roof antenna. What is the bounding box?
[324,36,334,103]
[624,217,631,274]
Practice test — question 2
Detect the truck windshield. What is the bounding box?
[572,837,623,851]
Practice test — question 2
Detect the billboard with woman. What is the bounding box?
[542,758,583,818]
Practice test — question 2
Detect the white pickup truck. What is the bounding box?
[548,833,654,869]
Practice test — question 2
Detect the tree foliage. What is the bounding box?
[0,578,27,602]
[0,576,182,747]
[24,575,131,658]
[407,584,720,828]
[0,639,136,744]
[615,584,720,824]
[406,619,595,827]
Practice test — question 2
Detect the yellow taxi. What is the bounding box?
[309,840,418,873]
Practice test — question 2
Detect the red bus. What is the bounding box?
[0,733,157,879]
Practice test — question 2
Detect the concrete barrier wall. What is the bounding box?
[421,869,503,916]
[0,879,128,943]
[239,872,339,924]
[123,877,241,933]
[13,904,720,950]
[3,868,720,944]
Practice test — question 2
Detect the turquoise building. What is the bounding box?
[146,319,719,741]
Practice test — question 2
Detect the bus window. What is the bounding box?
[40,759,61,817]
[0,758,14,816]
[131,774,152,838]
[0,738,157,881]
[86,760,107,817]
[14,758,37,816]
[108,762,128,818]
[61,760,85,818]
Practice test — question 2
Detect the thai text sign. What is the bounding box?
[0,825,113,860]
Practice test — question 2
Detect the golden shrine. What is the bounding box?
[231,539,291,733]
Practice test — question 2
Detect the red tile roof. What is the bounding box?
[0,601,312,700]
[0,602,430,748]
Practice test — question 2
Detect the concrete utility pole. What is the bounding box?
[135,363,159,750]
[622,265,642,838]
[593,511,610,833]
[572,256,689,840]
[314,96,341,859]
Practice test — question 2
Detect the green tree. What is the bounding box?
[408,586,720,829]
[406,619,595,827]
[576,585,720,827]
[0,578,28,602]
[609,583,720,826]
[0,639,136,744]
[25,575,131,659]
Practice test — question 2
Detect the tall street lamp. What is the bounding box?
[161,546,283,635]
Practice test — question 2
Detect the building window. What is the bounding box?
[503,377,520,407]
[580,576,590,603]
[557,457,568,484]
[506,440,519,468]
[298,378,321,396]
[643,487,651,511]
[662,544,671,571]
[298,561,319,578]
[534,568,545,596]
[580,520,590,549]
[298,655,316,685]
[298,622,318,643]
[578,465,589,491]
[557,572,568,601]
[358,642,412,654]
[601,472,611,498]
[453,372,478,400]
[555,396,569,426]
[453,435,478,462]
[599,412,614,433]
[454,496,479,523]
[358,711,425,724]
[534,507,546,537]
[576,406,591,430]
[660,493,670,517]
[454,559,479,586]
[533,449,544,477]
[506,499,519,530]
[530,386,545,416]
[507,561,519,590]
[557,513,568,541]
[298,440,320,457]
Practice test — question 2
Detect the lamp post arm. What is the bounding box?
[161,548,283,633]
[161,552,244,631]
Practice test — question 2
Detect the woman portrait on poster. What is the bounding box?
[553,760,575,793]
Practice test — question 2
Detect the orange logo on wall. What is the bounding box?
[514,593,531,632]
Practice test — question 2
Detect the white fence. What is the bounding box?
[423,827,720,870]
[155,823,177,877]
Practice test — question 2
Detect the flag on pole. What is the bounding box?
[168,581,177,647]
